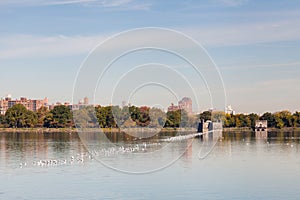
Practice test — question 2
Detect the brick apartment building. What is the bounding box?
[0,95,48,115]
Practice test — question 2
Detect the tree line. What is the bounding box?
[0,104,197,129]
[0,104,73,128]
[199,110,300,129]
[0,104,299,129]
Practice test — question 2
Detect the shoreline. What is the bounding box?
[0,127,78,133]
[222,127,300,132]
[0,127,193,133]
[0,127,300,133]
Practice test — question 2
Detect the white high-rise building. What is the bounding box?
[225,105,235,115]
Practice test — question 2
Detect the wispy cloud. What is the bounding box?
[44,0,97,6]
[0,0,150,10]
[222,61,300,70]
[1,15,300,60]
[217,0,248,7]
[0,30,197,59]
[45,0,137,8]
[0,34,106,59]
[183,19,300,47]
[4,3,299,53]
[98,0,134,7]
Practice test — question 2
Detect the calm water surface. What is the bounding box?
[0,131,300,200]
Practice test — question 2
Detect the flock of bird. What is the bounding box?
[19,133,297,168]
[19,153,87,168]
[20,134,201,168]
[161,133,203,142]
[19,142,164,168]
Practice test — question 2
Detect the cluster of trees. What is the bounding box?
[1,104,300,130]
[75,105,197,128]
[199,110,300,129]
[224,110,300,128]
[0,104,73,128]
[259,111,300,128]
[0,104,197,129]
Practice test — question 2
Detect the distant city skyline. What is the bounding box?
[1,0,300,114]
[0,94,91,114]
[0,93,285,116]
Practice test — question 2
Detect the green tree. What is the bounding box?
[137,106,150,127]
[43,112,54,128]
[211,111,225,123]
[224,114,235,127]
[260,112,276,127]
[149,107,166,127]
[235,114,250,127]
[292,112,300,127]
[274,112,285,129]
[199,111,211,121]
[0,114,6,127]
[84,105,99,127]
[248,113,259,128]
[105,106,117,128]
[165,110,183,128]
[95,106,117,128]
[44,105,73,128]
[5,104,37,128]
[277,110,293,127]
[36,106,49,127]
[235,117,242,127]
[129,105,140,122]
[112,106,130,128]
[73,108,91,128]
[95,105,106,127]
[25,110,38,128]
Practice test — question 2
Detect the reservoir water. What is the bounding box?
[0,131,300,200]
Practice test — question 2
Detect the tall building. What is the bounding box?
[67,97,90,111]
[167,97,193,114]
[225,105,235,115]
[178,97,193,114]
[0,95,48,114]
[0,98,8,115]
[83,97,89,105]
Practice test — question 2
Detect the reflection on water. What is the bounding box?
[1,130,300,168]
[0,132,86,169]
[223,130,300,144]
[1,131,300,200]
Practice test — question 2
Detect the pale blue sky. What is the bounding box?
[1,0,300,114]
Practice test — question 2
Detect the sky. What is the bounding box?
[1,0,300,114]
